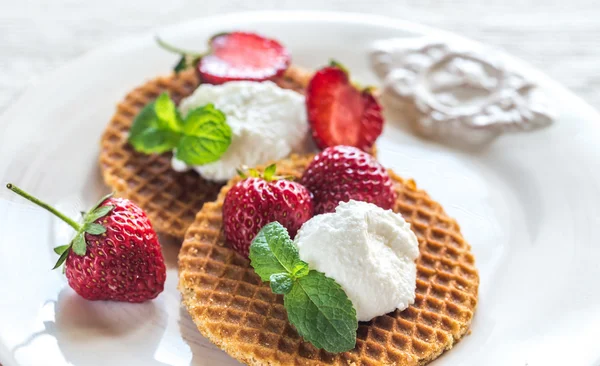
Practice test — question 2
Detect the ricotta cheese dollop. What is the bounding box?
[171,81,311,181]
[294,200,419,322]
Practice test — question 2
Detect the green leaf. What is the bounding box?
[249,222,304,281]
[175,105,232,165]
[291,261,309,279]
[72,233,87,256]
[129,96,232,166]
[129,101,158,140]
[52,249,70,270]
[88,192,114,213]
[154,92,182,131]
[236,168,247,178]
[329,59,349,75]
[247,168,260,178]
[53,244,71,255]
[86,205,114,223]
[263,164,276,181]
[269,273,294,295]
[173,55,201,73]
[181,104,225,136]
[130,126,181,154]
[174,55,188,73]
[248,223,359,352]
[284,270,358,353]
[84,222,106,235]
[128,101,181,154]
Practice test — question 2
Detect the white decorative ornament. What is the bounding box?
[370,37,554,143]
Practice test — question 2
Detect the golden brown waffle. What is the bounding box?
[99,66,312,238]
[179,154,479,366]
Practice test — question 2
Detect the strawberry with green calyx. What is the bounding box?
[6,183,166,302]
[222,164,313,258]
[306,60,384,151]
[156,31,290,84]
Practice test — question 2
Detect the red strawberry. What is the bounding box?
[222,164,313,257]
[300,145,397,214]
[306,63,384,151]
[6,184,166,303]
[157,32,290,84]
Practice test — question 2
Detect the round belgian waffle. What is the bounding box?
[99,66,312,238]
[178,154,479,366]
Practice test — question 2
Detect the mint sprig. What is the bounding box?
[128,92,232,166]
[249,222,358,353]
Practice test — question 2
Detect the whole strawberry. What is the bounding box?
[6,184,166,302]
[306,62,384,151]
[222,164,313,257]
[300,146,397,214]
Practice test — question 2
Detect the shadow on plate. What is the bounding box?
[159,234,183,270]
[178,307,242,365]
[11,288,169,366]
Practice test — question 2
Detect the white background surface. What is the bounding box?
[1,5,600,366]
[1,0,599,114]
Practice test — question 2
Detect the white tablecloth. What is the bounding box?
[1,0,599,113]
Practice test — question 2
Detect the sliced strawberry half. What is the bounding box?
[198,32,291,84]
[306,64,384,151]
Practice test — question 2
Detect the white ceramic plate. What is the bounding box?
[1,11,600,366]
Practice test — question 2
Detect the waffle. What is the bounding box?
[99,66,312,238]
[179,154,479,366]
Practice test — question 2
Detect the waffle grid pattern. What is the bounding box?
[179,155,479,366]
[99,67,311,238]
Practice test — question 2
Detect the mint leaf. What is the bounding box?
[86,205,114,223]
[53,244,71,255]
[175,104,232,165]
[84,222,106,235]
[131,126,181,154]
[129,96,231,166]
[128,100,181,154]
[72,233,86,256]
[291,261,309,279]
[269,273,293,294]
[284,270,358,353]
[182,104,226,136]
[249,222,305,281]
[155,92,182,131]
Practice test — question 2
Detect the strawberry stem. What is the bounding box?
[6,183,82,232]
[155,37,203,57]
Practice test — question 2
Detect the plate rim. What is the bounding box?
[1,10,600,366]
[1,10,600,129]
